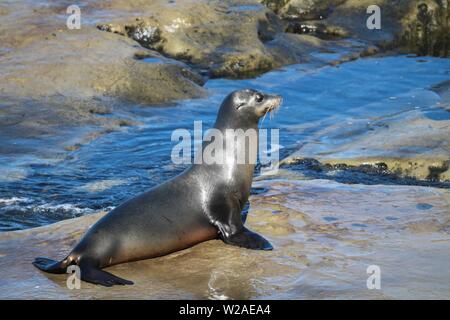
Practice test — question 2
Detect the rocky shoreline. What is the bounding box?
[281,97,450,182]
[2,0,448,98]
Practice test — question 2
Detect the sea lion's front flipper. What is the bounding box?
[79,261,134,287]
[208,190,273,250]
[221,227,273,250]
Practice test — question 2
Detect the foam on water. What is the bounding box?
[0,197,32,205]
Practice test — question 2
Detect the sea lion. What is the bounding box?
[33,89,282,286]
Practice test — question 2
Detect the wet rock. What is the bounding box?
[126,23,161,47]
[260,0,291,14]
[285,21,350,40]
[210,53,275,79]
[261,0,449,57]
[432,79,450,110]
[0,1,208,103]
[93,0,282,78]
[400,1,450,57]
[0,28,204,104]
[329,1,449,57]
[0,0,210,153]
[0,29,206,150]
[93,0,371,78]
[308,0,406,45]
[283,109,450,182]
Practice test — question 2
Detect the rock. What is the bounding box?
[260,0,450,57]
[210,53,275,78]
[282,109,450,181]
[284,21,350,39]
[399,1,450,57]
[432,79,450,110]
[93,0,373,78]
[319,0,409,44]
[260,0,290,13]
[0,4,205,103]
[0,0,209,153]
[94,0,282,78]
[0,31,205,104]
[262,0,346,20]
[0,27,205,152]
[0,0,380,99]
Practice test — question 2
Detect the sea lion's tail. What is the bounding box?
[32,257,69,274]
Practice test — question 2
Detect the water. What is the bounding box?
[1,55,449,231]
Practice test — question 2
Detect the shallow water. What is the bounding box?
[0,55,450,231]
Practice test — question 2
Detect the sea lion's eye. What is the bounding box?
[255,94,264,103]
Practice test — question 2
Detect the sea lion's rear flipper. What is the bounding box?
[33,257,133,286]
[79,261,134,287]
[33,257,68,274]
[221,227,273,251]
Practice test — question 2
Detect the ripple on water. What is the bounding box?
[76,179,127,193]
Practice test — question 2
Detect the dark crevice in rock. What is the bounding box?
[210,55,275,79]
[97,22,161,50]
[133,51,154,60]
[125,23,162,48]
[262,0,344,21]
[427,161,450,181]
[260,0,290,14]
[97,22,208,83]
[257,12,284,42]
[97,21,165,52]
[282,5,336,21]
[285,21,348,40]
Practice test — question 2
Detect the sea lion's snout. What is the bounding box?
[265,94,283,112]
[257,93,282,118]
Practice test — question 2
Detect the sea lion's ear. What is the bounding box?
[236,102,245,110]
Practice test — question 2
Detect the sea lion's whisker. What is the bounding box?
[260,107,269,126]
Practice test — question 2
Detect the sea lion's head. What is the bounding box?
[215,89,282,128]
